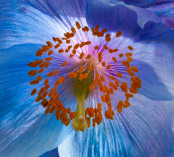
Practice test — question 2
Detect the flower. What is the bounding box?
[0,0,174,157]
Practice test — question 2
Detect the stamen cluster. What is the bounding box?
[28,22,141,128]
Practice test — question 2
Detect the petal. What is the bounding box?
[119,0,173,8]
[0,44,72,157]
[86,0,160,36]
[131,36,174,100]
[149,2,174,29]
[59,94,174,156]
[132,60,173,100]
[0,0,87,49]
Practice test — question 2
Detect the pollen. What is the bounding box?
[28,22,141,131]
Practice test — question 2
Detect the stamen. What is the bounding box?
[28,22,141,131]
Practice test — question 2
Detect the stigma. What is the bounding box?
[28,22,141,132]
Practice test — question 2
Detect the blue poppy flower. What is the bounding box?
[0,0,174,157]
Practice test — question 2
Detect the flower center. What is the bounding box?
[28,22,141,132]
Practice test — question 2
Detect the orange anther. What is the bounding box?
[88,65,92,71]
[36,75,42,82]
[28,70,37,77]
[30,80,39,85]
[127,56,133,62]
[128,46,133,50]
[115,80,119,87]
[36,49,44,57]
[116,31,122,38]
[85,41,91,45]
[74,43,80,49]
[108,49,113,53]
[106,64,111,69]
[86,54,91,59]
[105,33,111,39]
[101,95,106,102]
[38,68,44,73]
[39,62,46,68]
[46,41,53,47]
[94,46,99,50]
[66,40,71,44]
[69,54,74,58]
[98,55,103,63]
[45,57,52,61]
[112,48,118,52]
[76,22,81,29]
[54,43,60,49]
[62,61,67,67]
[120,82,128,92]
[103,45,108,49]
[45,61,50,68]
[89,84,94,91]
[109,82,117,90]
[117,72,122,78]
[122,61,130,68]
[126,68,135,76]
[82,26,89,32]
[116,103,122,113]
[124,100,131,107]
[47,71,54,77]
[44,79,49,85]
[100,75,105,82]
[79,73,83,81]
[71,27,76,34]
[102,62,106,67]
[119,54,124,58]
[73,73,77,79]
[125,52,132,56]
[79,52,85,59]
[55,80,60,86]
[78,66,85,73]
[109,88,114,94]
[54,69,59,76]
[83,73,88,79]
[48,50,54,55]
[105,37,111,42]
[101,28,108,36]
[131,66,138,72]
[31,88,37,95]
[58,49,64,53]
[112,57,117,63]
[72,50,76,55]
[28,59,44,68]
[109,75,115,80]
[69,71,74,78]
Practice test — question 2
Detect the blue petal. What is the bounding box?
[119,0,173,8]
[0,44,72,157]
[0,0,87,49]
[149,2,174,29]
[58,94,174,156]
[133,60,173,100]
[86,0,160,36]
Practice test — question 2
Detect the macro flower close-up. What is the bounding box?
[0,0,174,157]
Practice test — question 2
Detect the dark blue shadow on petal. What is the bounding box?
[40,148,59,157]
[133,60,173,101]
[86,0,160,37]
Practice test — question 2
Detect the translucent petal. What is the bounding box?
[0,44,73,157]
[0,0,87,49]
[86,0,160,36]
[119,0,173,8]
[149,2,174,29]
[59,94,174,156]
